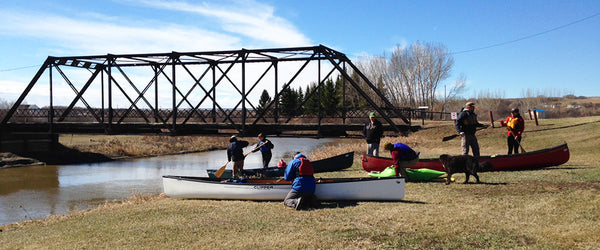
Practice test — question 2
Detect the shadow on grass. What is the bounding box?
[478,181,508,186]
[545,165,581,170]
[447,181,508,186]
[318,201,359,209]
[312,199,428,210]
[527,120,600,133]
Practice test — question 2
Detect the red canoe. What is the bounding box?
[362,143,570,172]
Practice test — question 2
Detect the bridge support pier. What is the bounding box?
[0,132,59,152]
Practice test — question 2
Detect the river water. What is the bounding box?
[0,137,340,225]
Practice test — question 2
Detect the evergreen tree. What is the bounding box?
[304,83,319,115]
[279,87,299,116]
[257,89,271,115]
[322,78,339,116]
[296,87,304,115]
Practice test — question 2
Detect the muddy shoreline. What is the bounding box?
[0,144,112,168]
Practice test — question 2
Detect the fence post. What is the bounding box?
[488,110,495,128]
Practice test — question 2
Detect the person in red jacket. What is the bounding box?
[500,108,525,155]
[383,142,419,178]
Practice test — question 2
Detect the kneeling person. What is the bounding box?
[384,142,419,178]
[283,153,318,210]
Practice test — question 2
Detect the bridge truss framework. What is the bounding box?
[1,45,411,136]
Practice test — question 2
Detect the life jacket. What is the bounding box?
[277,159,287,168]
[258,140,273,152]
[297,157,314,176]
[507,117,519,130]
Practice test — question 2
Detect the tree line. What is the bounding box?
[258,41,458,117]
[257,40,598,120]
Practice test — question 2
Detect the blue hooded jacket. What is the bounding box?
[284,153,316,193]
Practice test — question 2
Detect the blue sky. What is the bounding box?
[1,0,599,107]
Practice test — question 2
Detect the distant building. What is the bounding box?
[17,104,40,110]
[531,108,546,119]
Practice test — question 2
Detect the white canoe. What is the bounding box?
[162,175,405,201]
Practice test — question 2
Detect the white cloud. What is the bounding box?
[0,1,316,108]
[0,11,240,55]
[133,0,312,47]
[0,0,311,55]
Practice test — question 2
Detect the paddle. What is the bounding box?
[214,151,254,178]
[442,127,486,142]
[214,161,230,178]
[514,135,526,153]
[442,134,459,142]
[506,125,526,153]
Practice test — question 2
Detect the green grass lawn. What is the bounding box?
[2,116,599,249]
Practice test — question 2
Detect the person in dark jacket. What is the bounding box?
[500,108,525,154]
[363,112,384,156]
[384,142,419,178]
[227,135,249,178]
[283,153,318,210]
[251,133,274,169]
[455,102,487,157]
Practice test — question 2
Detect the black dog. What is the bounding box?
[439,154,493,185]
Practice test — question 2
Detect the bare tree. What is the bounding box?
[439,74,467,118]
[384,42,453,109]
[0,98,15,109]
[475,89,505,118]
[354,55,389,107]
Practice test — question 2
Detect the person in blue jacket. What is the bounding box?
[384,142,419,178]
[283,152,318,210]
[251,133,274,169]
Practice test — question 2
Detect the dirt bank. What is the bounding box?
[1,143,113,168]
[1,134,232,168]
[0,152,43,168]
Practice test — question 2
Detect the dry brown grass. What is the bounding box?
[2,116,599,249]
[61,134,231,158]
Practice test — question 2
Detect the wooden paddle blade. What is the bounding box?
[214,162,229,178]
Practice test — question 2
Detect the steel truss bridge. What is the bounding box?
[1,45,415,136]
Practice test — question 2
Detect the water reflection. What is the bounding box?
[0,137,338,225]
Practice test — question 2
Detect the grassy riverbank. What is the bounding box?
[1,116,599,249]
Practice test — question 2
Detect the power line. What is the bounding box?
[452,12,600,55]
[0,65,41,72]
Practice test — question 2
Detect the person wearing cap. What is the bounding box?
[227,135,249,178]
[500,108,525,154]
[455,102,486,157]
[251,133,274,169]
[383,142,419,178]
[363,112,384,156]
[283,152,318,210]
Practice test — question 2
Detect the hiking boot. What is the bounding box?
[295,197,304,210]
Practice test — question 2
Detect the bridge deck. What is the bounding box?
[0,122,419,137]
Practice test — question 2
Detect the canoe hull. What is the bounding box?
[362,143,570,172]
[162,175,405,201]
[207,152,354,178]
